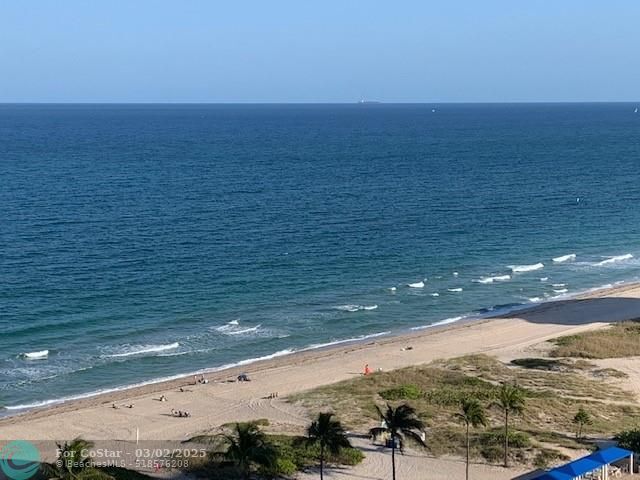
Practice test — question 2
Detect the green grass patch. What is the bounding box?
[551,321,640,359]
[380,384,422,400]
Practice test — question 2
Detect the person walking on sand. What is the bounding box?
[364,364,372,375]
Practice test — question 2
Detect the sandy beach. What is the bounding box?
[3,283,640,478]
[4,283,640,441]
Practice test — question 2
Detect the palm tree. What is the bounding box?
[455,398,488,480]
[369,403,426,480]
[573,407,592,439]
[45,438,114,480]
[222,422,277,480]
[493,383,525,467]
[307,412,352,480]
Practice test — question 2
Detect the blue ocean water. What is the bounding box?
[2,103,640,412]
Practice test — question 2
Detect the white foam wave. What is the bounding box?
[447,287,463,292]
[335,305,378,312]
[388,287,397,292]
[226,325,261,335]
[528,297,543,303]
[411,316,465,331]
[430,292,440,297]
[22,350,49,360]
[540,277,548,282]
[213,348,295,370]
[107,343,179,358]
[214,320,262,336]
[553,254,576,263]
[474,275,511,284]
[4,371,193,411]
[553,288,569,294]
[509,263,544,273]
[595,254,634,266]
[408,281,425,288]
[453,272,459,277]
[552,283,566,287]
[305,331,391,351]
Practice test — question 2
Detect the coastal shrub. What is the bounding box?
[219,418,270,429]
[533,448,569,469]
[99,467,154,480]
[479,445,503,464]
[186,432,363,479]
[379,384,422,400]
[511,358,566,371]
[424,387,495,406]
[259,457,297,478]
[616,429,640,453]
[480,430,531,449]
[336,446,365,465]
[269,435,363,471]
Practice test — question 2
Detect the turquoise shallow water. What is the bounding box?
[2,103,640,412]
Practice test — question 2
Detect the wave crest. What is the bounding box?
[107,343,179,358]
[474,275,511,284]
[215,321,262,335]
[596,254,634,266]
[22,350,49,360]
[335,304,378,312]
[509,263,544,273]
[553,253,576,263]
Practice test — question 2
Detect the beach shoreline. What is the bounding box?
[3,280,640,442]
[1,280,632,419]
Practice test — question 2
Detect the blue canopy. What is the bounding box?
[588,446,633,465]
[535,446,633,479]
[555,457,602,477]
[534,471,574,480]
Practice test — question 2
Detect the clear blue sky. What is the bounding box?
[1,0,638,103]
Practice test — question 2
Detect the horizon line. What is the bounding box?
[1,100,640,106]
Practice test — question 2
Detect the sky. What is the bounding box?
[0,1,639,103]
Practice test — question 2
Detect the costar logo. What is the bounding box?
[0,441,40,480]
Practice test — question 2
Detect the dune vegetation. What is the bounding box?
[550,320,640,359]
[291,354,639,468]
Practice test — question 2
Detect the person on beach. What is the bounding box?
[364,364,372,375]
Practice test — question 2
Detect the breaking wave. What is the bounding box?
[214,320,262,336]
[552,254,576,263]
[474,275,511,284]
[509,263,544,273]
[106,343,180,358]
[411,316,465,331]
[335,305,378,312]
[22,350,49,360]
[595,254,634,266]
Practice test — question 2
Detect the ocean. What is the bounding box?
[2,103,640,413]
